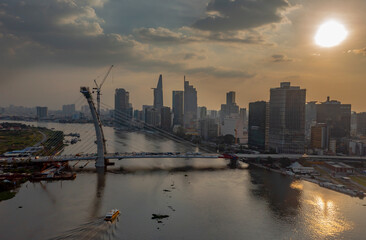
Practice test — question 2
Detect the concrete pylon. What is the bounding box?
[80,87,108,168]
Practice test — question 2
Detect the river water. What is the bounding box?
[0,121,365,240]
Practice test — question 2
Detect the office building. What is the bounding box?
[144,106,160,126]
[36,106,48,120]
[160,107,172,131]
[305,101,317,139]
[115,88,133,125]
[172,91,184,126]
[220,91,239,121]
[248,101,268,151]
[200,118,218,141]
[310,123,330,150]
[184,76,197,129]
[62,104,75,118]
[357,112,366,136]
[268,82,306,153]
[198,106,207,120]
[316,97,351,139]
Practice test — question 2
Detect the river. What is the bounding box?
[0,121,365,240]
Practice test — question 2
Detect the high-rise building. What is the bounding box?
[311,123,330,150]
[172,91,184,126]
[198,106,207,120]
[316,97,351,139]
[357,112,366,136]
[142,105,153,122]
[114,88,133,125]
[240,108,247,130]
[248,101,268,151]
[133,110,144,121]
[184,76,197,129]
[36,106,48,120]
[268,82,306,153]
[160,107,172,131]
[62,104,75,118]
[209,110,218,119]
[200,118,218,141]
[226,91,235,105]
[305,101,317,139]
[153,74,163,110]
[144,106,160,126]
[220,91,239,121]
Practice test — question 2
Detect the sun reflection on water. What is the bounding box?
[305,195,353,238]
[290,181,303,191]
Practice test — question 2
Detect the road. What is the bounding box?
[33,131,47,147]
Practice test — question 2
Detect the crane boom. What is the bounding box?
[94,65,114,116]
[99,65,114,89]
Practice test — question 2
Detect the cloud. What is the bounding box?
[0,0,256,80]
[134,26,269,44]
[347,47,366,56]
[192,0,292,32]
[133,27,199,43]
[186,66,255,78]
[270,54,293,62]
[184,53,206,60]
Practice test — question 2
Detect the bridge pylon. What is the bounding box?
[80,87,108,168]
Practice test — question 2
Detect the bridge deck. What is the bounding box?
[1,153,366,164]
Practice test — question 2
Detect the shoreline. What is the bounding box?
[247,161,365,199]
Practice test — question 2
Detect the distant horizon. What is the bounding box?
[1,80,363,113]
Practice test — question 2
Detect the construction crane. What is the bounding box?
[93,65,114,116]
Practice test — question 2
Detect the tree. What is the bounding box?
[223,134,235,145]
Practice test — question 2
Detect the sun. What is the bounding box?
[314,20,348,47]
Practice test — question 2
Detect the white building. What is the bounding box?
[289,162,314,174]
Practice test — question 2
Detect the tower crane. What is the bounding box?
[93,65,114,116]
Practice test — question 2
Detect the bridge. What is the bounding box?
[2,152,366,165]
[1,86,365,168]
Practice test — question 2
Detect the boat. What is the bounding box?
[104,209,120,221]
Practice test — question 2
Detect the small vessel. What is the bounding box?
[104,209,120,221]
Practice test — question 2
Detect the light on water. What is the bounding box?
[0,121,365,240]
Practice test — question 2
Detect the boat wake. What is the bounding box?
[48,218,118,240]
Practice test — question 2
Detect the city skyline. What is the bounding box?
[1,0,366,111]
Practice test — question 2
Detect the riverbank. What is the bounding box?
[247,161,365,199]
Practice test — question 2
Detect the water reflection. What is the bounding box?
[90,168,106,218]
[305,195,353,238]
[249,169,302,221]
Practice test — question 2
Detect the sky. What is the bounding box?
[0,0,366,111]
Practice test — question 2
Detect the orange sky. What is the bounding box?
[1,0,366,112]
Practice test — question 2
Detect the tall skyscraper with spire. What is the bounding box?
[153,74,163,110]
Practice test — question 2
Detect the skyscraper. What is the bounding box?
[248,101,268,151]
[172,90,184,126]
[153,74,163,110]
[184,76,197,129]
[220,91,239,121]
[316,97,351,139]
[114,88,132,125]
[62,104,75,118]
[160,106,172,131]
[305,101,317,139]
[268,82,306,153]
[36,106,48,120]
[226,91,235,105]
[357,112,366,136]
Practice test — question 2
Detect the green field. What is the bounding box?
[0,191,16,202]
[0,129,43,154]
[350,176,366,188]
